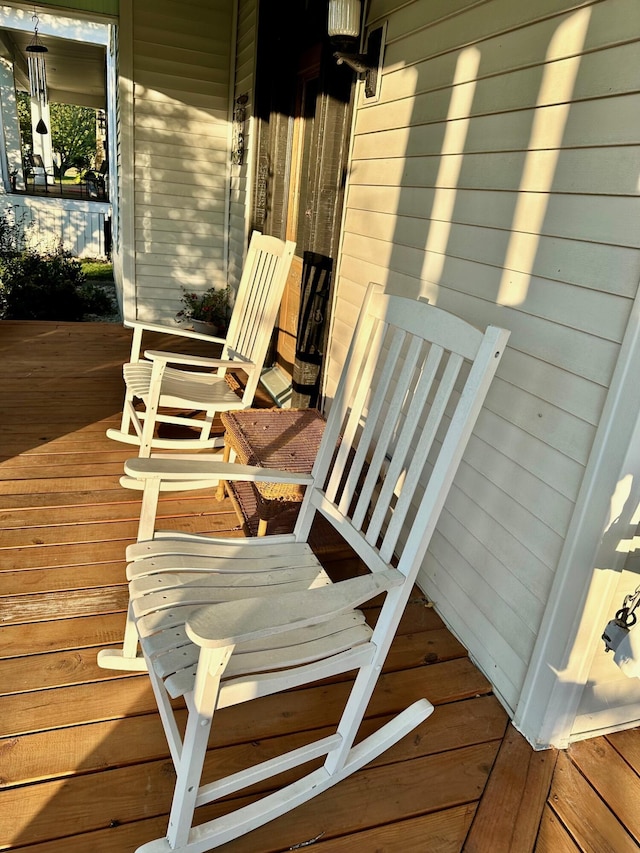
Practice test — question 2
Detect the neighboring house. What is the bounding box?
[0,5,112,257]
[1,0,639,751]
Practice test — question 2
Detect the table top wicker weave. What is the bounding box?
[220,407,326,536]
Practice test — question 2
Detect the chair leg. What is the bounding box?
[165,647,233,849]
[215,441,232,501]
[97,479,161,671]
[97,600,147,670]
[326,588,408,775]
[120,391,139,437]
[199,412,215,443]
[166,705,216,848]
[140,363,166,458]
[107,390,144,446]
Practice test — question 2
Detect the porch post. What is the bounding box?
[0,57,24,192]
[30,97,54,183]
[514,285,640,748]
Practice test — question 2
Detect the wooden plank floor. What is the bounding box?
[1,320,639,852]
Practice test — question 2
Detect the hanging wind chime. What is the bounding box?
[26,11,49,134]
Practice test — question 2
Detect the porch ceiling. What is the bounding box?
[0,27,105,109]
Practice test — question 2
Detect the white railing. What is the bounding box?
[0,194,111,259]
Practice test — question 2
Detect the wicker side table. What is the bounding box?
[219,408,326,535]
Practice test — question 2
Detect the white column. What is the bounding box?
[30,97,54,183]
[0,57,24,191]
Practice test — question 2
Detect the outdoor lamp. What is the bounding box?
[328,0,362,46]
[328,0,379,74]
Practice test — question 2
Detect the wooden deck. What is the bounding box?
[1,320,639,852]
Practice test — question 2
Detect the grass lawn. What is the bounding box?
[81,260,113,282]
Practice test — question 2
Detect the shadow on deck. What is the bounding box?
[0,320,638,852]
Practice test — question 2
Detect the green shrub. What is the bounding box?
[0,208,29,257]
[0,248,112,321]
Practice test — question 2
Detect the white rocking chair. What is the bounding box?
[101,284,509,852]
[107,232,295,457]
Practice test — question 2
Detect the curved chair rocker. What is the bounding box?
[107,232,295,457]
[98,284,509,851]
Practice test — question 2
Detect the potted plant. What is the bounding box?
[176,285,231,335]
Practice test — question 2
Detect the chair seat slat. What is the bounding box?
[150,622,373,686]
[130,564,330,595]
[132,568,332,618]
[126,551,320,579]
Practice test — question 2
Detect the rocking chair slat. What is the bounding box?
[126,533,304,562]
[338,326,411,522]
[126,551,320,578]
[378,349,464,563]
[214,643,377,709]
[132,567,332,617]
[143,610,367,659]
[129,563,330,595]
[324,311,387,505]
[155,622,373,683]
[149,618,372,677]
[350,333,430,531]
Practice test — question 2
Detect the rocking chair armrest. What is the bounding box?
[144,349,253,369]
[125,320,227,345]
[123,456,314,486]
[186,570,404,648]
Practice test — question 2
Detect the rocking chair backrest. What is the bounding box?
[223,232,296,399]
[295,284,510,588]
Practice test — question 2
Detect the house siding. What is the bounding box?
[327,0,640,717]
[128,0,233,323]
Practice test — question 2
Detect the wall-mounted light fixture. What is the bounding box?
[328,0,384,93]
[328,1,385,100]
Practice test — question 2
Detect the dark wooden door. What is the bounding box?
[252,2,354,404]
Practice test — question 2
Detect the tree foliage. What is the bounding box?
[50,103,97,175]
[16,92,32,150]
[16,93,97,177]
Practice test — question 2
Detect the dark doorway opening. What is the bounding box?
[252,0,355,408]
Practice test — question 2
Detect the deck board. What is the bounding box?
[1,320,640,852]
[535,807,582,853]
[463,725,558,853]
[543,750,639,853]
[565,738,640,847]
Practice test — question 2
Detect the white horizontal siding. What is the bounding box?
[347,185,640,252]
[372,0,636,76]
[329,0,640,714]
[131,0,233,323]
[353,94,640,158]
